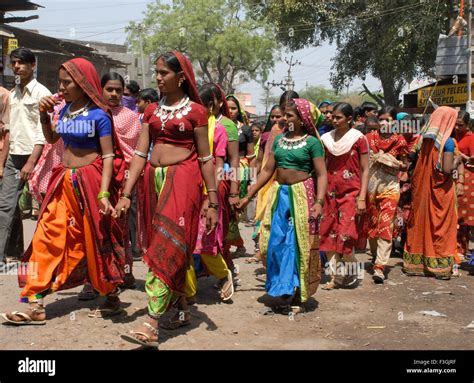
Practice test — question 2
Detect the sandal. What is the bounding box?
[219,269,234,302]
[120,322,159,349]
[78,285,99,301]
[1,307,46,326]
[321,281,336,290]
[245,257,260,264]
[88,298,123,318]
[160,310,191,330]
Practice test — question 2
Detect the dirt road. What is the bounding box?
[1,218,473,350]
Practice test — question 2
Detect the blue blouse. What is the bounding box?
[57,105,112,150]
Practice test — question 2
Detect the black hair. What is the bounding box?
[125,80,140,95]
[226,95,247,124]
[365,115,379,124]
[361,101,378,114]
[199,83,221,111]
[354,106,364,118]
[251,122,263,130]
[379,106,397,120]
[458,110,470,125]
[101,72,125,89]
[156,52,190,97]
[279,90,300,108]
[332,102,354,120]
[10,47,36,64]
[139,88,159,103]
[264,105,282,132]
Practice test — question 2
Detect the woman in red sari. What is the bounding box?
[115,51,218,349]
[403,106,457,280]
[455,111,474,267]
[2,58,126,325]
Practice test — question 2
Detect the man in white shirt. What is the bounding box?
[0,48,51,262]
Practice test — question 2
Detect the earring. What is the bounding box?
[178,78,184,87]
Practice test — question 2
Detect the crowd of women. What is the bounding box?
[1,48,473,350]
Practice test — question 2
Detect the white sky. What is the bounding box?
[9,0,382,114]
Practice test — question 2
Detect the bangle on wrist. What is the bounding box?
[134,149,147,159]
[97,191,110,200]
[315,198,325,207]
[229,193,239,198]
[120,192,132,200]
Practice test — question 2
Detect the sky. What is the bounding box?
[9,0,382,114]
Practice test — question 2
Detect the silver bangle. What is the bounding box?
[198,154,213,163]
[246,153,256,159]
[134,149,147,159]
[102,153,115,160]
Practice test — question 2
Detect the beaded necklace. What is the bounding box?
[154,96,191,130]
[278,133,309,150]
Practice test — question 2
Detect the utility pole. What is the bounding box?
[137,24,147,89]
[284,55,301,91]
[467,0,473,114]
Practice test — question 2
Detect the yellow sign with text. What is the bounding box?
[417,83,474,107]
[7,39,18,54]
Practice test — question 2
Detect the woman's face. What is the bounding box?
[227,100,239,121]
[324,105,334,124]
[456,118,469,134]
[269,107,283,126]
[252,125,262,140]
[58,68,85,103]
[155,58,182,95]
[378,113,393,133]
[284,107,302,132]
[102,79,124,108]
[332,110,351,130]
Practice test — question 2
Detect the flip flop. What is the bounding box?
[220,270,235,302]
[120,323,159,349]
[160,311,191,330]
[88,306,123,318]
[1,311,46,326]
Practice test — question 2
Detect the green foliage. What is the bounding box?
[249,0,454,105]
[127,0,279,93]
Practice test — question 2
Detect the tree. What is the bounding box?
[126,0,279,94]
[298,85,378,107]
[249,0,455,106]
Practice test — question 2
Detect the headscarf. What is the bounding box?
[414,106,458,171]
[226,94,249,125]
[60,58,125,180]
[171,50,202,105]
[292,98,323,138]
[318,100,332,109]
[61,58,109,113]
[264,105,280,132]
[396,112,409,121]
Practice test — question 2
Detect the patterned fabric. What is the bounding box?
[145,271,173,318]
[319,136,369,255]
[367,132,407,241]
[292,98,324,138]
[111,106,141,165]
[456,130,474,226]
[260,178,321,302]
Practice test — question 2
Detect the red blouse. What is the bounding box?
[143,101,208,151]
[457,131,474,157]
[366,131,408,158]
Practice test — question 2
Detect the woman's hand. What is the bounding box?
[356,199,366,215]
[229,195,240,210]
[456,182,465,197]
[99,197,115,216]
[237,196,250,210]
[113,197,131,219]
[309,202,323,222]
[206,206,218,234]
[39,95,59,114]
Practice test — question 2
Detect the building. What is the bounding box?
[0,24,127,91]
[67,40,154,89]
